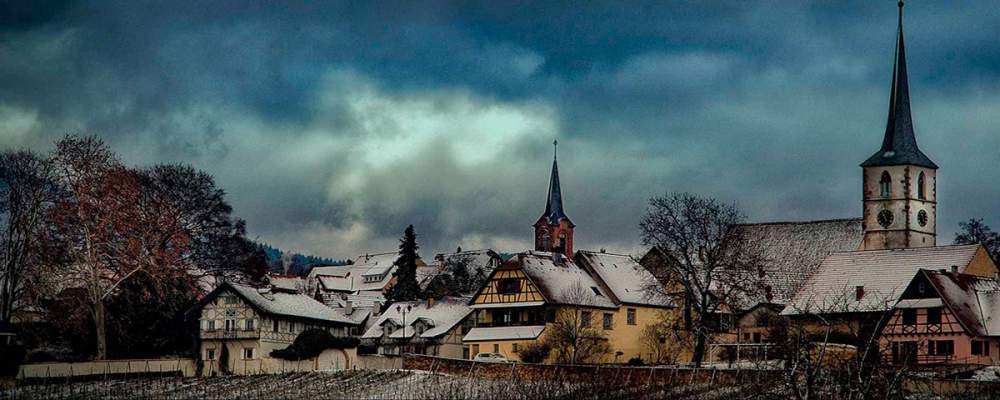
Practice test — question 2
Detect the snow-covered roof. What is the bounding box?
[463,325,545,342]
[267,274,305,293]
[782,244,983,315]
[512,251,617,309]
[419,249,502,293]
[309,252,426,293]
[917,269,1000,337]
[361,296,472,340]
[575,251,673,308]
[220,282,358,325]
[732,218,863,305]
[895,298,943,309]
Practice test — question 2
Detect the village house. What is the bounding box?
[882,269,1000,365]
[308,252,427,298]
[192,281,359,375]
[360,296,473,359]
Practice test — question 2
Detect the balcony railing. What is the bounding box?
[201,329,260,340]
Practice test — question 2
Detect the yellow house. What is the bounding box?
[463,250,676,364]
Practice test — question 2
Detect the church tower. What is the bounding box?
[534,140,575,258]
[860,1,937,250]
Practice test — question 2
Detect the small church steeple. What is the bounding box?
[860,1,937,250]
[535,140,575,258]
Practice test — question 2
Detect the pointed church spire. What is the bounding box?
[862,1,937,169]
[540,140,571,226]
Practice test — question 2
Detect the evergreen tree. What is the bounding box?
[386,225,421,303]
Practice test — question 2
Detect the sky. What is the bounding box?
[2,1,999,259]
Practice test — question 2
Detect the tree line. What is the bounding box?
[0,135,267,360]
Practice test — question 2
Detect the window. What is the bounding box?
[743,333,751,342]
[225,319,236,331]
[602,313,613,330]
[902,309,917,325]
[926,308,942,325]
[545,309,556,323]
[245,319,255,331]
[223,295,238,305]
[351,326,361,336]
[880,171,892,197]
[973,340,990,356]
[580,311,592,328]
[929,340,954,356]
[627,308,637,325]
[752,332,762,343]
[917,282,926,294]
[497,279,521,295]
[493,344,499,353]
[273,320,279,333]
[855,286,865,301]
[206,320,216,331]
[917,172,926,199]
[205,349,216,360]
[243,347,255,359]
[463,346,470,360]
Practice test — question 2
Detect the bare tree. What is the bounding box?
[640,310,693,364]
[544,281,611,364]
[0,150,55,327]
[639,192,766,366]
[778,288,905,400]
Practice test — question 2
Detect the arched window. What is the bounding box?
[539,230,550,250]
[880,171,892,197]
[917,172,926,200]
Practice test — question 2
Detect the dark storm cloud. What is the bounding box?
[2,1,999,257]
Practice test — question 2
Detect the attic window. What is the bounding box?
[591,287,603,296]
[917,282,926,294]
[855,286,865,301]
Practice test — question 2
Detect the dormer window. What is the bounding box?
[879,172,892,197]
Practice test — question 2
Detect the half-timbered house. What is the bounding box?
[463,250,674,363]
[882,269,1000,365]
[193,281,359,374]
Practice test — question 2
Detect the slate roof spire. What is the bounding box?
[861,1,937,169]
[539,140,571,226]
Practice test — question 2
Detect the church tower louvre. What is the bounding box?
[534,140,575,258]
[860,1,937,251]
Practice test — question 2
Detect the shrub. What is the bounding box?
[270,329,360,360]
[627,356,644,366]
[516,341,552,364]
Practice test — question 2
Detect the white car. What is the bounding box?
[473,352,513,363]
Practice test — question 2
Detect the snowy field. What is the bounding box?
[1,369,757,400]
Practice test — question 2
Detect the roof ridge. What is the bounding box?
[737,217,862,227]
[828,243,980,255]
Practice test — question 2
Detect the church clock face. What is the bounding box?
[877,209,894,228]
[917,210,928,227]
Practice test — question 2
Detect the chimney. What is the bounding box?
[951,265,959,274]
[345,300,354,315]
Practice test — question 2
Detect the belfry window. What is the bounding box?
[917,172,926,199]
[879,172,892,197]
